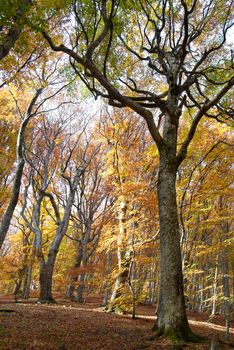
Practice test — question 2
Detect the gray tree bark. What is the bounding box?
[0,89,42,250]
[155,132,190,338]
[38,175,80,303]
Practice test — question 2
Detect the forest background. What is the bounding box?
[0,0,233,347]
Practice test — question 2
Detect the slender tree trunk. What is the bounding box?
[14,277,23,302]
[74,238,89,303]
[210,334,220,350]
[108,199,127,311]
[21,236,36,300]
[66,284,74,300]
[0,159,25,249]
[67,242,83,300]
[73,248,87,303]
[76,273,86,302]
[211,254,219,316]
[222,258,230,341]
[102,249,113,306]
[0,89,42,250]
[22,265,33,300]
[148,260,158,304]
[102,281,109,307]
[199,279,204,312]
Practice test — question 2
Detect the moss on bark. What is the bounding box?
[38,297,57,304]
[104,304,125,314]
[153,323,202,346]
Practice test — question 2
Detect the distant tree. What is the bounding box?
[67,139,109,302]
[98,110,159,314]
[177,128,233,323]
[21,109,94,303]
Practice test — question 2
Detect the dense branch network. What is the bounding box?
[42,0,233,166]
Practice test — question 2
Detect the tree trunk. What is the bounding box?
[154,140,193,340]
[14,278,23,302]
[38,173,80,303]
[108,199,128,312]
[75,274,86,302]
[210,334,220,350]
[0,159,25,249]
[211,253,219,316]
[148,260,158,304]
[22,265,33,300]
[102,249,113,306]
[102,281,109,307]
[38,253,57,303]
[67,242,83,301]
[0,88,42,250]
[222,258,230,341]
[74,238,89,303]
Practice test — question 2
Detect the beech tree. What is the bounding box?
[40,0,234,340]
[0,86,43,250]
[98,109,159,314]
[177,127,233,336]
[20,111,87,303]
[67,140,109,302]
[0,50,77,251]
[0,89,19,220]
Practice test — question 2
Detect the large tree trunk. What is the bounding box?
[38,254,56,303]
[154,121,194,340]
[38,241,60,303]
[38,172,80,303]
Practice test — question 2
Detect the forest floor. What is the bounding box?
[0,294,233,350]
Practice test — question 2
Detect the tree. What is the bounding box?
[0,89,19,219]
[21,108,94,303]
[0,0,32,61]
[0,86,43,250]
[98,109,159,314]
[0,54,74,251]
[176,126,233,322]
[67,138,109,302]
[41,0,234,341]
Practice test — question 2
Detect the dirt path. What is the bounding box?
[0,296,233,349]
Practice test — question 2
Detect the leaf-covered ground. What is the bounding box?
[0,295,233,349]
